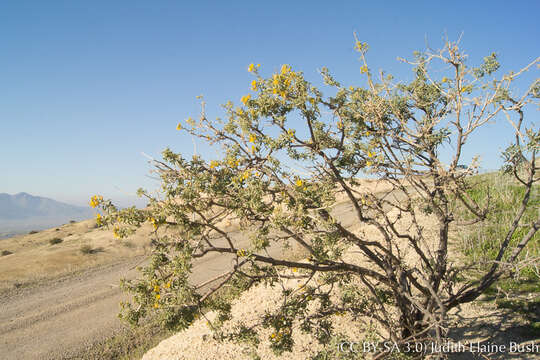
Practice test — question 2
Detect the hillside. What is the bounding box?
[0,192,95,238]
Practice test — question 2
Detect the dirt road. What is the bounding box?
[0,198,363,360]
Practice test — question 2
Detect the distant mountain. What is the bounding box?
[0,193,95,238]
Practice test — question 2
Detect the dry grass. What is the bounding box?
[0,219,154,291]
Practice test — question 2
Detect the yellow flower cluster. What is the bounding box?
[247,63,260,72]
[209,160,219,169]
[89,195,103,208]
[241,94,251,105]
[237,248,247,257]
[227,158,240,168]
[251,80,257,91]
[270,327,290,341]
[241,170,251,180]
[249,133,256,143]
[360,65,369,74]
[354,41,368,52]
[176,122,182,130]
[112,226,120,239]
[295,179,303,187]
[96,213,102,226]
[361,196,373,206]
[287,128,295,137]
[149,217,158,230]
[269,64,295,98]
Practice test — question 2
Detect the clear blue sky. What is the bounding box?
[1,1,538,207]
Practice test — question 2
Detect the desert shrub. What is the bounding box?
[92,38,539,356]
[80,244,93,254]
[28,230,38,234]
[49,237,63,245]
[69,220,76,224]
[1,250,13,256]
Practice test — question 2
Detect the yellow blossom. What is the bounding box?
[287,129,295,137]
[355,41,367,52]
[367,151,374,158]
[442,77,448,83]
[292,267,298,272]
[251,80,257,91]
[176,122,182,130]
[295,179,303,187]
[228,158,240,168]
[241,94,251,105]
[366,160,373,167]
[251,145,256,153]
[155,294,160,300]
[113,227,120,239]
[165,282,171,288]
[210,160,219,169]
[280,64,290,74]
[154,285,160,292]
[337,120,344,129]
[96,213,102,225]
[89,195,103,208]
[249,134,256,143]
[365,131,371,136]
[237,249,246,257]
[256,63,260,68]
[360,65,368,74]
[154,302,159,308]
[248,63,255,72]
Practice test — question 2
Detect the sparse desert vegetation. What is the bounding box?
[49,237,63,245]
[0,219,153,292]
